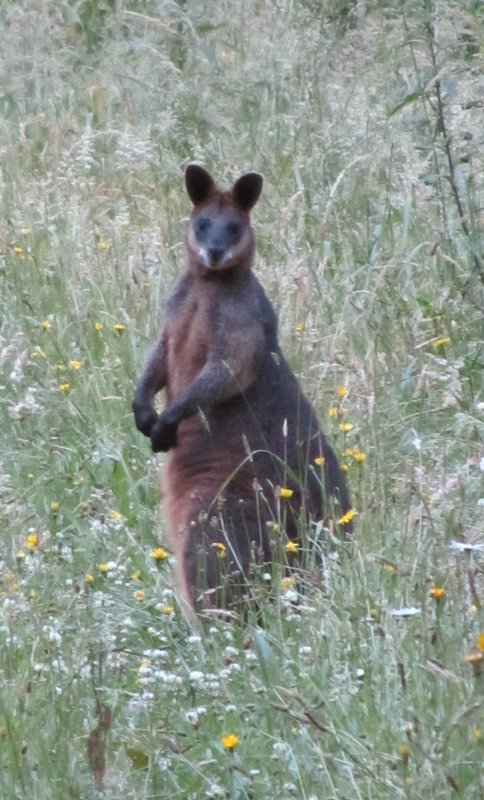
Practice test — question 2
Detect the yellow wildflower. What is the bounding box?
[50,501,59,513]
[13,246,23,255]
[473,729,481,739]
[85,573,94,586]
[336,386,347,397]
[477,633,484,653]
[338,509,357,526]
[69,359,82,370]
[134,590,145,601]
[41,320,52,331]
[281,576,296,591]
[211,542,227,559]
[131,570,142,581]
[98,563,108,574]
[339,422,354,433]
[113,323,126,333]
[294,323,304,333]
[94,322,104,332]
[26,533,38,551]
[285,540,299,555]
[385,564,396,575]
[340,463,349,472]
[430,587,445,600]
[31,346,46,358]
[108,510,123,521]
[58,383,70,394]
[97,240,109,250]
[328,406,338,418]
[433,336,450,348]
[399,745,410,764]
[353,451,366,463]
[278,487,294,499]
[314,456,325,466]
[160,605,174,615]
[20,227,31,235]
[221,733,239,751]
[150,547,169,561]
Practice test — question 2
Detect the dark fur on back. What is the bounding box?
[133,165,351,613]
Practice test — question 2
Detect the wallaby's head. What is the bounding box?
[185,164,263,273]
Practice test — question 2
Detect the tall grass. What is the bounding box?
[0,0,482,797]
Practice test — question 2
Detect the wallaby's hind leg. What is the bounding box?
[180,502,272,611]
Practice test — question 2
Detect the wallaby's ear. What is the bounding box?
[232,172,263,212]
[185,164,216,205]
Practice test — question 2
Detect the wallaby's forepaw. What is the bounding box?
[133,404,158,437]
[150,414,178,452]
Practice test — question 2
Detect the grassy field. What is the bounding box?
[1,0,483,797]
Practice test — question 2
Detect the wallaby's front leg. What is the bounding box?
[150,355,254,453]
[132,336,167,437]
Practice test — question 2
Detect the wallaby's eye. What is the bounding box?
[227,221,242,238]
[195,217,210,235]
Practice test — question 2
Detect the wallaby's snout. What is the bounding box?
[206,245,225,267]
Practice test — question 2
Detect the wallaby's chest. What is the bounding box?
[163,271,265,402]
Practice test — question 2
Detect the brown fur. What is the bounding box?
[133,165,351,613]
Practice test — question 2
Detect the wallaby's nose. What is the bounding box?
[207,246,224,265]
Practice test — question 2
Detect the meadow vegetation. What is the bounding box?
[0,0,483,797]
